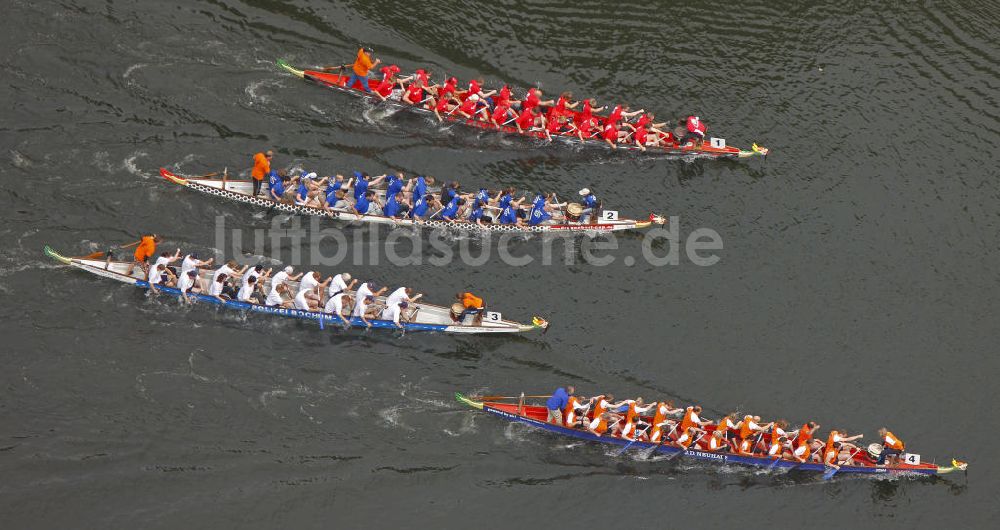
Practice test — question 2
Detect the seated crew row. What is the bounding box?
[264,168,605,225]
[142,251,490,328]
[545,386,911,469]
[341,48,710,151]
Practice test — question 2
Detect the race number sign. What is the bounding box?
[602,210,619,221]
[485,311,502,323]
[710,137,726,149]
[902,453,921,465]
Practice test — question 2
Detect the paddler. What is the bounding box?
[673,405,712,449]
[373,64,401,101]
[147,263,174,293]
[513,106,541,134]
[251,149,273,196]
[402,77,427,106]
[678,115,707,147]
[577,188,599,224]
[328,46,380,93]
[456,291,485,325]
[545,386,575,424]
[822,429,864,469]
[381,300,413,329]
[563,394,594,428]
[123,233,162,278]
[648,400,683,444]
[735,415,771,455]
[766,420,791,458]
[520,87,553,114]
[876,427,906,465]
[177,269,202,303]
[790,421,821,463]
[616,398,654,441]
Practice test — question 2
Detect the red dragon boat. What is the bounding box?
[277,59,769,160]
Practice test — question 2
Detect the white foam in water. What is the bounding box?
[378,404,415,431]
[124,151,151,179]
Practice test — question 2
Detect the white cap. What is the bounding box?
[342,273,352,281]
[469,93,480,102]
[579,188,590,196]
[304,172,317,180]
[284,266,293,274]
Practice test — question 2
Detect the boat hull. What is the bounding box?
[456,393,964,476]
[160,168,658,234]
[277,60,766,160]
[44,246,545,334]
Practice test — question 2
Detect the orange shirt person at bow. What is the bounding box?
[456,291,485,325]
[251,150,272,196]
[123,234,162,277]
[325,47,380,93]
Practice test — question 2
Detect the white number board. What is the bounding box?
[710,137,726,149]
[903,453,921,465]
[485,311,502,322]
[602,210,619,221]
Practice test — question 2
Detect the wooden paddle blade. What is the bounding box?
[79,251,105,260]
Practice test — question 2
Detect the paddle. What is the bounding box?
[615,426,649,456]
[667,431,704,461]
[479,394,550,401]
[823,446,864,480]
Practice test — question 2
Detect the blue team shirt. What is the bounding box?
[414,176,428,199]
[528,205,551,226]
[440,198,460,219]
[476,189,490,204]
[546,388,569,411]
[498,194,512,209]
[383,193,402,217]
[410,195,429,218]
[353,172,369,201]
[387,175,403,197]
[499,206,517,224]
[269,175,285,199]
[469,204,485,222]
[296,183,309,201]
[582,194,597,208]
[355,194,371,214]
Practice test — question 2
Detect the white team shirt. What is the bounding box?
[352,297,368,317]
[381,303,403,324]
[298,272,320,294]
[357,282,374,301]
[209,279,225,296]
[329,274,349,296]
[180,255,200,277]
[213,264,235,283]
[325,292,347,314]
[294,290,312,310]
[149,268,164,285]
[242,268,261,292]
[153,255,172,271]
[269,271,290,295]
[237,282,256,302]
[385,287,409,308]
[265,287,284,307]
[178,273,196,293]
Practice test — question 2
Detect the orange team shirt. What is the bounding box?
[462,292,483,309]
[352,48,374,76]
[251,152,270,181]
[134,236,156,261]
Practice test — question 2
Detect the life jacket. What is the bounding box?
[770,426,784,448]
[739,415,754,439]
[652,403,670,426]
[592,397,609,417]
[563,396,580,426]
[795,424,813,450]
[708,433,724,451]
[679,407,696,433]
[824,431,840,459]
[883,431,905,450]
[591,415,608,435]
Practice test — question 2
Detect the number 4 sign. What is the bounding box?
[903,453,921,465]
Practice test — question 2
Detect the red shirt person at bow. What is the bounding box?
[678,115,708,147]
[250,149,272,196]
